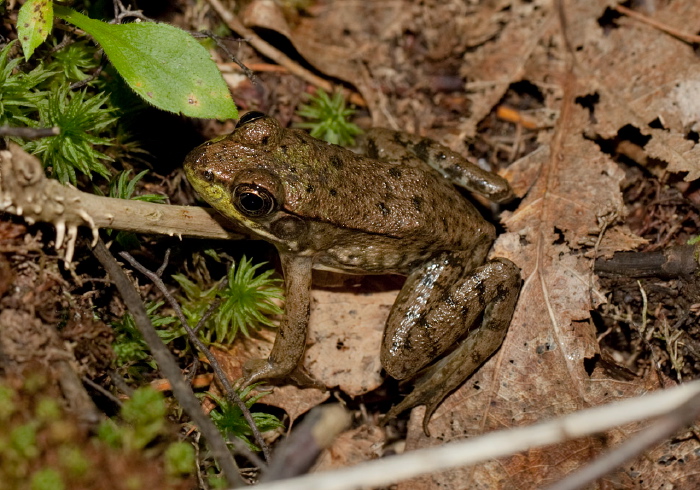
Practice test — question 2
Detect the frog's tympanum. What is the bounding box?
[184,111,521,433]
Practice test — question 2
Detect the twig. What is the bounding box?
[230,437,268,469]
[91,238,245,488]
[261,405,351,482]
[192,297,222,335]
[70,53,105,90]
[204,0,364,106]
[195,30,257,83]
[118,251,272,463]
[82,376,123,407]
[0,127,60,139]
[155,248,171,277]
[0,144,242,263]
[545,389,700,490]
[594,244,699,278]
[614,5,700,44]
[248,380,700,490]
[638,280,648,340]
[108,369,134,397]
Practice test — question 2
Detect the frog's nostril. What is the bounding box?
[203,170,214,182]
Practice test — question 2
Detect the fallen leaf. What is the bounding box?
[306,285,397,397]
[311,425,386,473]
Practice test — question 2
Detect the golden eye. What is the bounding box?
[233,183,276,217]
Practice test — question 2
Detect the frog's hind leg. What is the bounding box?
[362,128,513,203]
[381,255,521,435]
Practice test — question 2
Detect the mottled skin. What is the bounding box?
[184,112,521,434]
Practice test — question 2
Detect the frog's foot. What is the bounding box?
[242,358,326,391]
[381,342,484,436]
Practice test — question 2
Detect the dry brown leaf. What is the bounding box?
[208,282,397,420]
[306,286,396,397]
[395,0,700,487]
[573,1,700,180]
[458,0,557,137]
[311,425,386,473]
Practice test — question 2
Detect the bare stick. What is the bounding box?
[545,390,700,490]
[118,251,271,463]
[0,144,242,263]
[247,380,700,490]
[261,405,351,482]
[0,127,60,138]
[594,245,699,278]
[614,5,700,44]
[91,239,245,487]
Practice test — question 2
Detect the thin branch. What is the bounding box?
[261,405,351,482]
[0,127,60,139]
[194,30,257,82]
[248,380,700,490]
[91,238,245,488]
[82,376,123,407]
[594,244,699,278]
[0,144,242,263]
[546,390,700,490]
[118,251,272,463]
[108,369,134,397]
[614,5,700,44]
[204,0,364,106]
[70,53,105,90]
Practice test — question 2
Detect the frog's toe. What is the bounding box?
[288,367,327,391]
[241,358,272,387]
[381,387,446,436]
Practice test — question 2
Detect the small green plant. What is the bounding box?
[111,301,181,372]
[296,88,362,146]
[97,387,167,450]
[174,256,284,344]
[164,442,196,477]
[23,86,116,184]
[0,41,53,128]
[30,468,64,490]
[208,386,283,451]
[45,40,101,84]
[0,330,193,489]
[96,387,192,477]
[119,386,168,450]
[107,169,167,203]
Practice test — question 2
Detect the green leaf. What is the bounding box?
[53,6,238,120]
[17,0,54,61]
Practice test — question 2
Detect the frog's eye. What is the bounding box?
[236,111,267,128]
[233,183,277,217]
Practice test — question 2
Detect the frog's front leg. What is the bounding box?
[381,252,521,435]
[242,254,322,389]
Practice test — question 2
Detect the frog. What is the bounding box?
[184,111,521,434]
